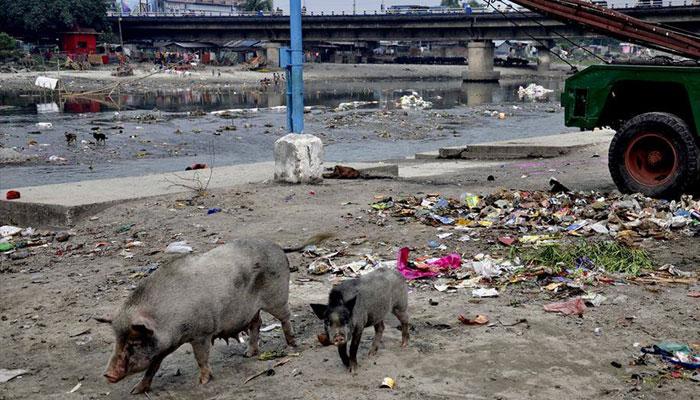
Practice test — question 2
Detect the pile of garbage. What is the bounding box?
[369,190,700,241]
[397,92,433,110]
[627,342,700,383]
[518,83,554,101]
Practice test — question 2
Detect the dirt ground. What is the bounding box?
[1,147,699,400]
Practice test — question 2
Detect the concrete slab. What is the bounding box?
[437,130,614,160]
[400,160,503,179]
[414,150,440,160]
[0,161,399,227]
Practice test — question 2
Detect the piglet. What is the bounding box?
[98,235,328,394]
[311,267,409,372]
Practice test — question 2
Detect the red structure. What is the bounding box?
[61,29,98,56]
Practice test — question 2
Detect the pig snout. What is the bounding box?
[104,347,128,384]
[103,364,126,384]
[332,333,347,346]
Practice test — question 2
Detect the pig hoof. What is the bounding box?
[130,382,151,395]
[348,362,358,373]
[199,371,213,384]
[287,339,298,348]
[245,348,259,358]
[368,348,378,357]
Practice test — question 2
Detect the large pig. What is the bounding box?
[310,267,409,372]
[98,235,328,394]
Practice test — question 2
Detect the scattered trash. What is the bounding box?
[380,377,396,389]
[396,247,461,280]
[398,92,432,109]
[185,163,208,171]
[48,155,66,162]
[549,177,571,193]
[518,83,554,101]
[67,382,81,394]
[260,323,281,332]
[472,288,499,298]
[207,208,222,215]
[543,298,587,316]
[582,293,607,307]
[458,314,489,325]
[641,342,700,369]
[335,100,378,111]
[0,242,16,252]
[0,369,27,383]
[5,190,20,200]
[258,350,297,361]
[165,241,193,254]
[317,333,332,346]
[35,122,53,129]
[0,226,22,238]
[243,358,291,384]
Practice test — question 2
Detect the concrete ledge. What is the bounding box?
[414,150,440,160]
[436,130,614,160]
[462,71,501,82]
[0,160,398,227]
[341,162,399,177]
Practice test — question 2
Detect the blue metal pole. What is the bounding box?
[287,0,304,133]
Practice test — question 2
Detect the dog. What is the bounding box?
[65,132,77,144]
[92,132,107,144]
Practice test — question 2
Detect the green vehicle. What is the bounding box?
[562,65,699,198]
[503,0,700,197]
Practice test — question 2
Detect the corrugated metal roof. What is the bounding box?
[164,41,218,49]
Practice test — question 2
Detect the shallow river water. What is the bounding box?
[0,78,567,189]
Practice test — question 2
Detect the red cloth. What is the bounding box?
[6,190,20,200]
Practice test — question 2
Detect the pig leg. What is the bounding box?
[338,343,350,368]
[368,321,385,357]
[266,305,297,347]
[348,329,362,373]
[191,339,214,384]
[393,309,410,347]
[130,353,167,395]
[245,311,262,357]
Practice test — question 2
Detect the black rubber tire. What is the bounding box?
[609,112,700,199]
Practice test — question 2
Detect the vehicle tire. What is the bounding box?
[609,112,699,198]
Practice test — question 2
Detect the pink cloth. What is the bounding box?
[543,298,587,316]
[396,247,462,280]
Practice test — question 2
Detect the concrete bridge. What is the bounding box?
[110,5,700,81]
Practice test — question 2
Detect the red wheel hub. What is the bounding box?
[624,132,679,187]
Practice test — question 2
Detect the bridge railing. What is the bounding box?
[107,1,699,18]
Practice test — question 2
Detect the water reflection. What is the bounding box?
[0,78,564,116]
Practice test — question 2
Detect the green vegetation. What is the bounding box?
[0,0,107,39]
[521,241,652,276]
[0,32,20,60]
[242,0,273,12]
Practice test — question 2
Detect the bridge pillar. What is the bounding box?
[265,42,282,68]
[463,40,500,82]
[537,45,552,73]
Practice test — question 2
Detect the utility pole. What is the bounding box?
[353,0,357,14]
[287,0,304,133]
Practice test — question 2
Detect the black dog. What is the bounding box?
[92,132,107,144]
[64,132,77,144]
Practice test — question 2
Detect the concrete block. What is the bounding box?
[274,134,324,183]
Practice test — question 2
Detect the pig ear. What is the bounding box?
[310,303,327,320]
[131,315,156,336]
[95,315,113,324]
[344,296,357,314]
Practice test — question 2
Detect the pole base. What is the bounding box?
[274,134,324,184]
